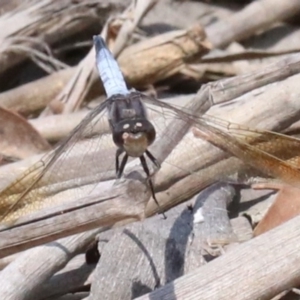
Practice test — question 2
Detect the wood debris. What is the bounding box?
[1,0,300,299]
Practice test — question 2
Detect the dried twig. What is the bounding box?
[0,0,128,74]
[1,0,298,117]
[206,0,300,48]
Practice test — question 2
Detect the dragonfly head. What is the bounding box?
[113,119,156,157]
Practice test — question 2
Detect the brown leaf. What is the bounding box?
[253,182,300,236]
[0,107,51,160]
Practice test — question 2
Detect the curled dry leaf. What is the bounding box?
[0,107,51,161]
[253,182,300,236]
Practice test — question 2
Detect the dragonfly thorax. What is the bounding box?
[112,119,156,157]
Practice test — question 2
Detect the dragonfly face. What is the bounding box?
[107,93,156,157]
[113,119,155,157]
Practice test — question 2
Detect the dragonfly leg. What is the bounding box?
[117,153,128,179]
[145,150,160,169]
[115,148,124,176]
[140,155,166,219]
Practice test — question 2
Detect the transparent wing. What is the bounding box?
[141,95,300,192]
[194,115,300,184]
[0,100,115,224]
[200,114,300,167]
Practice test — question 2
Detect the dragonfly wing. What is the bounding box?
[200,115,300,169]
[142,94,300,200]
[0,100,114,224]
[192,119,300,188]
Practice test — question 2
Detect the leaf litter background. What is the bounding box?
[1,0,300,299]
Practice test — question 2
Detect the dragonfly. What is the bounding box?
[93,36,163,214]
[1,35,300,226]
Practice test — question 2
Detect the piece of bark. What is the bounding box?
[202,46,300,65]
[189,183,236,259]
[0,204,251,300]
[242,24,300,71]
[136,214,300,300]
[246,23,300,51]
[174,0,300,81]
[196,43,254,78]
[186,0,300,83]
[108,0,159,58]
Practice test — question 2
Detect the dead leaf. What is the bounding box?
[0,107,51,160]
[253,182,300,236]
